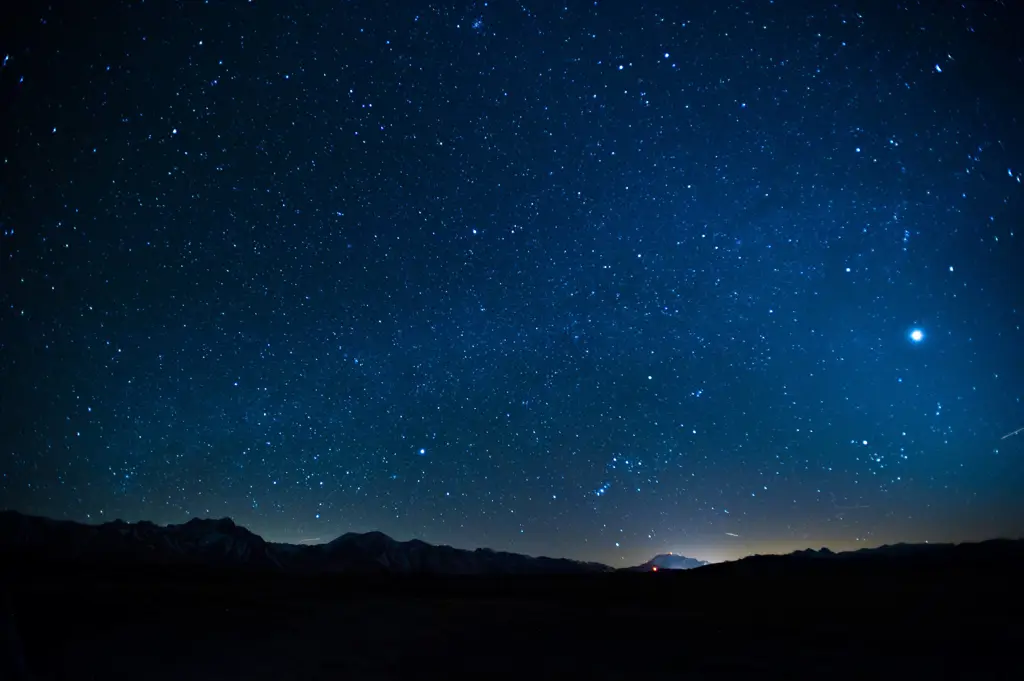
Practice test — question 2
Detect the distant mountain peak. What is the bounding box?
[637,553,709,571]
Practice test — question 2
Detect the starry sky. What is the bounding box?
[2,1,1023,567]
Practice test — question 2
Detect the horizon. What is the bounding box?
[6,507,1018,568]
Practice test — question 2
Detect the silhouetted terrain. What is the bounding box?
[0,511,610,576]
[2,511,1022,679]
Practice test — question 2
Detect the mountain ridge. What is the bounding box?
[0,510,612,575]
[3,510,1022,577]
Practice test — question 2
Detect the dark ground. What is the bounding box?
[3,560,1022,680]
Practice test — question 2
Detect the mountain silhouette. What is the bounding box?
[0,511,611,575]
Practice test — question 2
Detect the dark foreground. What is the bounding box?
[4,558,1022,680]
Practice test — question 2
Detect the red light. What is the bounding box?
[652,566,658,572]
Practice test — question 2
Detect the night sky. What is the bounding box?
[2,1,1023,567]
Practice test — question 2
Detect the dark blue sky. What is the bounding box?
[2,1,1022,566]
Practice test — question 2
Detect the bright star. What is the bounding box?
[909,328,924,343]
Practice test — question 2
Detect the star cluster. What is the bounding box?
[1,1,1022,566]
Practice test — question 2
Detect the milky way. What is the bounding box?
[2,1,1022,565]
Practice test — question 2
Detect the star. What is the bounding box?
[908,328,925,343]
